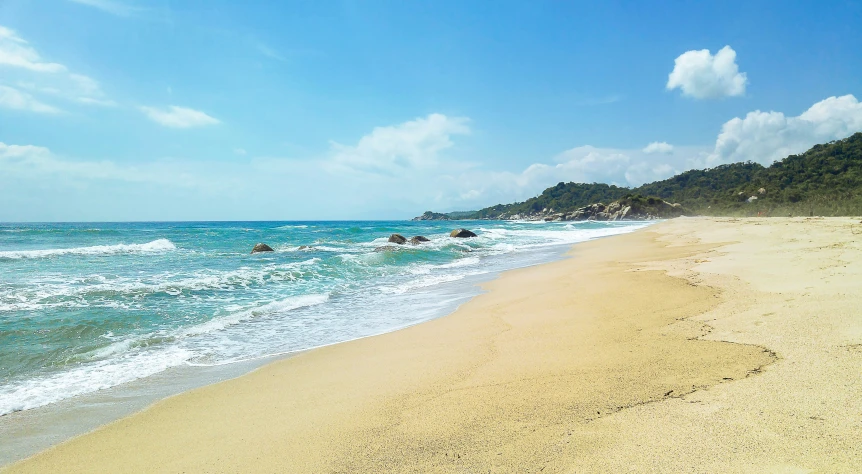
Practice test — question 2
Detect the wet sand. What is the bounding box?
[6,217,861,473]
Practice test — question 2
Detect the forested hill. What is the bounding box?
[436,132,862,219]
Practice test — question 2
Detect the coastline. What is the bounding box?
[6,217,862,472]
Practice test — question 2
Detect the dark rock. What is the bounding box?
[409,236,430,245]
[449,228,477,238]
[251,243,274,253]
[298,245,312,250]
[388,234,407,244]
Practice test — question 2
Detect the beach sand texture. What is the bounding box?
[5,217,861,473]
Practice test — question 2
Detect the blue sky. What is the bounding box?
[1,0,861,221]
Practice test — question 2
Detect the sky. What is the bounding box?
[1,0,861,221]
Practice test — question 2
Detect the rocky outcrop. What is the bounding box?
[412,211,451,221]
[409,236,430,244]
[388,234,407,244]
[538,196,686,222]
[450,229,477,238]
[251,243,274,253]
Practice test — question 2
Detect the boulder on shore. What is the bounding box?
[251,243,274,253]
[409,236,430,245]
[388,234,407,245]
[450,228,477,238]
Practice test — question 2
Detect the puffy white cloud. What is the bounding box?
[0,85,61,113]
[140,105,221,128]
[667,46,747,99]
[642,141,674,154]
[329,113,470,174]
[707,94,862,165]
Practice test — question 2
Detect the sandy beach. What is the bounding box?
[5,217,862,473]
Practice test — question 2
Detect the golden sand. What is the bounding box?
[6,217,861,472]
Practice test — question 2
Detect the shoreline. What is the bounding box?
[6,217,862,472]
[0,230,611,466]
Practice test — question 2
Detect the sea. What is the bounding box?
[0,219,650,463]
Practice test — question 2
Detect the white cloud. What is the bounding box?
[0,26,66,73]
[706,94,862,165]
[667,46,747,99]
[68,0,141,17]
[329,113,470,173]
[454,145,688,204]
[233,148,247,156]
[140,105,221,128]
[17,74,115,107]
[0,141,217,189]
[0,26,113,108]
[642,141,674,154]
[0,85,61,113]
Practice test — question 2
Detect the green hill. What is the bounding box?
[427,132,862,219]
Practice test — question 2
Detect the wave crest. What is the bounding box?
[0,239,176,259]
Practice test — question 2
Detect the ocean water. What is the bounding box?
[0,220,650,419]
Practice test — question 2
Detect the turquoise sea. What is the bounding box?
[0,220,649,421]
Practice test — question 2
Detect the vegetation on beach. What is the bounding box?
[423,132,862,219]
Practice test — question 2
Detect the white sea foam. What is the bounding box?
[179,293,330,338]
[0,221,654,417]
[0,346,194,416]
[0,239,176,259]
[0,259,322,312]
[0,293,330,415]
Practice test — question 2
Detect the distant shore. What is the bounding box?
[6,217,862,472]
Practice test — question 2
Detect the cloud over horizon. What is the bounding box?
[4,95,862,220]
[642,142,674,154]
[328,113,471,174]
[706,94,862,166]
[667,46,747,99]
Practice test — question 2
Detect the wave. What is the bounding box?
[0,239,176,260]
[0,346,194,416]
[0,258,323,312]
[0,292,330,415]
[179,293,330,338]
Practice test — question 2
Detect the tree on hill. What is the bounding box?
[460,132,862,218]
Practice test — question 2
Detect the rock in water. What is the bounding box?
[450,229,477,238]
[388,234,407,244]
[251,243,274,253]
[410,236,430,244]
